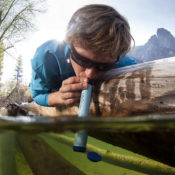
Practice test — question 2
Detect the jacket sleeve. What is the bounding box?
[30,42,61,107]
[30,64,52,107]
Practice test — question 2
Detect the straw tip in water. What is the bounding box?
[73,146,86,152]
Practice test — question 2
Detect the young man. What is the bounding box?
[30,4,136,107]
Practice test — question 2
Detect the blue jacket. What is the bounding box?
[30,40,137,106]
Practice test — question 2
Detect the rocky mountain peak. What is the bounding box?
[157,28,172,37]
[157,28,175,49]
[129,28,175,63]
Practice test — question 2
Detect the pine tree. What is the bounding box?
[14,55,23,85]
[0,42,4,84]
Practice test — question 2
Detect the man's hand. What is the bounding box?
[48,76,88,106]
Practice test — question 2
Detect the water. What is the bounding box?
[0,114,175,175]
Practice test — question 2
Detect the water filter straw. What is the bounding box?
[73,83,92,152]
[78,83,92,117]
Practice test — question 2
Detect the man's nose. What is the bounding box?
[85,67,96,79]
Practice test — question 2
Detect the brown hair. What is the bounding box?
[65,4,134,60]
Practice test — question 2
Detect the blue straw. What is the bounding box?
[73,83,92,152]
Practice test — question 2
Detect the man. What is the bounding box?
[30,4,136,107]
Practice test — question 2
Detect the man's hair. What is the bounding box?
[65,4,134,60]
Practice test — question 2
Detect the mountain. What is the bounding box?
[129,28,175,63]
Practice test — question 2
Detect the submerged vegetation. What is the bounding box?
[1,132,175,175]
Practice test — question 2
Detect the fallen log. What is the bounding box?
[20,57,175,117]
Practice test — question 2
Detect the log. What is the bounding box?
[20,57,175,117]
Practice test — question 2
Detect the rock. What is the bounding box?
[6,103,28,116]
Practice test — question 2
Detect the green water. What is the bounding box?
[40,132,149,175]
[0,114,175,175]
[0,132,174,175]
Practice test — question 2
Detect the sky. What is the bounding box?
[2,0,175,84]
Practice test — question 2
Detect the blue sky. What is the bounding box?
[111,0,175,44]
[2,0,175,84]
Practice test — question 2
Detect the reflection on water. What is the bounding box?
[0,114,175,175]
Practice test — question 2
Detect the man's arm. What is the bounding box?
[30,70,88,106]
[30,91,50,106]
[48,77,88,106]
[30,72,52,106]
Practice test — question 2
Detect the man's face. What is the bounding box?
[70,45,117,80]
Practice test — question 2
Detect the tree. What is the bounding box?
[14,55,23,84]
[0,42,4,84]
[0,0,46,53]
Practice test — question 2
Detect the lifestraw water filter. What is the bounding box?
[73,82,92,152]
